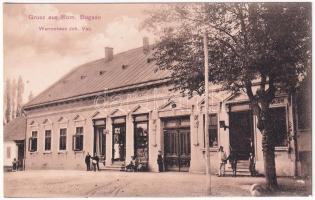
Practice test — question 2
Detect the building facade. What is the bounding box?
[23,41,310,176]
[4,116,26,171]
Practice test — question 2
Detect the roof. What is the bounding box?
[25,46,170,108]
[4,116,26,141]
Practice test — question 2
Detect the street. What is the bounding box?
[4,170,311,197]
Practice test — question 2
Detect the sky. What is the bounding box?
[3,3,161,103]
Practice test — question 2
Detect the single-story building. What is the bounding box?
[22,38,311,176]
[4,116,26,171]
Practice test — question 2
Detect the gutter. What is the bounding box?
[24,78,171,111]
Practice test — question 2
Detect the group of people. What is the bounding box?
[85,153,100,171]
[125,156,144,172]
[125,150,164,172]
[218,146,256,177]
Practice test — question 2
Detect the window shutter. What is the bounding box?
[72,135,75,150]
[28,138,32,151]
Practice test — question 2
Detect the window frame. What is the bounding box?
[203,114,219,149]
[59,128,67,151]
[29,131,38,152]
[73,127,84,151]
[44,130,52,152]
[270,106,288,147]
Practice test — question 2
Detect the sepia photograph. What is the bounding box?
[2,1,312,198]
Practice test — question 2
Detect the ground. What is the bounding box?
[4,170,312,197]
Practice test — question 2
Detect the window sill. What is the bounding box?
[275,146,289,151]
[74,150,84,154]
[29,151,38,155]
[43,151,52,154]
[201,147,219,152]
[58,151,68,154]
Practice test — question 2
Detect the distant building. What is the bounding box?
[4,116,26,171]
[23,38,311,176]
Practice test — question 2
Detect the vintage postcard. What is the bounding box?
[3,2,312,198]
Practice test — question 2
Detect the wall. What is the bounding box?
[24,86,298,176]
[4,141,18,167]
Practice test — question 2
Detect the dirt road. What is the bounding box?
[4,170,311,197]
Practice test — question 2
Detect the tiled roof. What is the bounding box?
[4,116,26,141]
[25,46,170,107]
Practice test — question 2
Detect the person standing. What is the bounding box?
[218,146,227,177]
[249,152,256,176]
[157,150,164,172]
[227,150,238,177]
[93,153,100,171]
[85,153,91,171]
[12,158,17,172]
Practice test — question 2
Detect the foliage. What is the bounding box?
[142,2,311,189]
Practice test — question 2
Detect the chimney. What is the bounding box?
[105,47,113,62]
[143,37,150,54]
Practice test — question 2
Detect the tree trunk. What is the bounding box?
[260,108,278,190]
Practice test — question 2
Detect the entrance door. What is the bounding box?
[93,119,106,164]
[112,123,126,162]
[229,111,254,160]
[94,127,106,157]
[164,128,191,172]
[134,114,149,164]
[16,141,24,170]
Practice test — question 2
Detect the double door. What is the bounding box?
[164,128,191,172]
[229,111,254,160]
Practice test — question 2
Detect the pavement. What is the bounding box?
[3,170,312,197]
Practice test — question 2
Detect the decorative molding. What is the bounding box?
[129,105,151,115]
[109,108,126,117]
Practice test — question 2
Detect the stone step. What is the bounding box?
[103,165,125,171]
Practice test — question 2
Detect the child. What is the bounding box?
[218,146,227,177]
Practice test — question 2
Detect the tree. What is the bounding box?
[16,76,25,117]
[28,91,34,102]
[11,78,17,120]
[4,78,12,124]
[142,2,311,189]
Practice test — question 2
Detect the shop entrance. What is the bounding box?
[112,117,126,162]
[163,117,191,172]
[93,119,106,163]
[133,114,149,164]
[229,111,254,160]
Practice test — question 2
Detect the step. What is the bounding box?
[103,165,125,171]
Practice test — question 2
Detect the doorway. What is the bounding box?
[229,111,254,160]
[163,117,191,172]
[112,117,126,162]
[16,140,24,170]
[133,114,149,163]
[93,119,106,162]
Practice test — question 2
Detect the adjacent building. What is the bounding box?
[23,39,311,176]
[4,116,26,171]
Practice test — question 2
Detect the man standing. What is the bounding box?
[93,153,100,171]
[218,146,227,177]
[85,152,91,171]
[157,150,164,172]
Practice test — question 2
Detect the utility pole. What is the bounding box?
[203,31,211,195]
